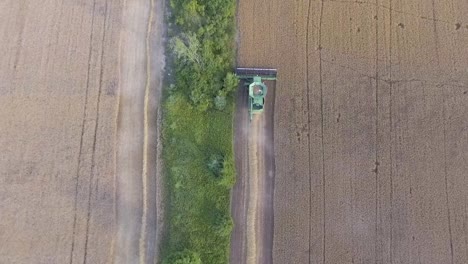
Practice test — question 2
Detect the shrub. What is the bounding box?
[207,154,224,177]
[212,211,234,237]
[219,155,235,188]
[214,95,227,110]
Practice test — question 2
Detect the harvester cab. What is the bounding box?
[235,67,277,120]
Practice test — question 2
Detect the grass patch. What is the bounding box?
[161,0,237,263]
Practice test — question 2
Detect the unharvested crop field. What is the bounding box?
[235,0,468,263]
[0,0,164,263]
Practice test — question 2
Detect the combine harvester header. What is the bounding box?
[236,67,277,120]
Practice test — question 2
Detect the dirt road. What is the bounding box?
[235,0,468,263]
[115,0,164,263]
[0,0,164,263]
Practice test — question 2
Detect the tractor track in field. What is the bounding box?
[317,2,326,262]
[69,1,98,260]
[373,0,380,261]
[305,0,313,262]
[83,2,109,261]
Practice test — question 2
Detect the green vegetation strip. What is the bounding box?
[162,0,238,263]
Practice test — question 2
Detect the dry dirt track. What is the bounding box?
[116,0,164,263]
[0,1,164,263]
[235,0,468,263]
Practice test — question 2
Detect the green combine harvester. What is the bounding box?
[235,67,277,120]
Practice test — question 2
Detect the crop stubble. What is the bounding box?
[0,0,164,263]
[237,0,468,263]
[231,77,276,263]
[0,1,120,263]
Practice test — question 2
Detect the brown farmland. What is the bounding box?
[234,0,468,263]
[0,0,164,263]
[231,81,276,264]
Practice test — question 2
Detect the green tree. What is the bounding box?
[170,33,202,65]
[190,84,212,111]
[222,72,239,95]
[170,0,203,27]
[163,250,202,264]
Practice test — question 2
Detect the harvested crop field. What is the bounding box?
[0,0,164,263]
[231,81,275,264]
[234,0,468,263]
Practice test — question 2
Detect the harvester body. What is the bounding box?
[236,68,277,120]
